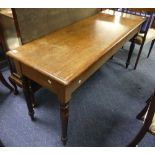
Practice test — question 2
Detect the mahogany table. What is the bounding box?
[7,10,145,145]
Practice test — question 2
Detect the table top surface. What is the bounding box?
[7,10,145,85]
[0,9,13,18]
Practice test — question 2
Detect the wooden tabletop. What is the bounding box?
[7,11,145,85]
[0,9,13,18]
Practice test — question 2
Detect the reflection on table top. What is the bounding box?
[7,11,145,85]
[0,9,13,18]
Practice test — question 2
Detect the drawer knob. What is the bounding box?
[48,79,52,84]
[12,50,17,53]
[78,80,82,84]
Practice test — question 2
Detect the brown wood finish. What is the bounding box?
[11,9,22,41]
[22,76,35,120]
[7,12,145,84]
[7,11,145,144]
[128,8,155,13]
[0,9,20,94]
[8,8,100,107]
[0,27,14,92]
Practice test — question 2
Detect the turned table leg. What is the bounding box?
[28,83,38,108]
[22,76,35,120]
[60,102,69,145]
[126,34,137,69]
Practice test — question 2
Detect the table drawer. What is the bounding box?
[21,64,62,95]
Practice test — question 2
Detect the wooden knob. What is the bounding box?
[48,79,52,84]
[78,80,82,84]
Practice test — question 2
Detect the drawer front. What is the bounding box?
[21,64,63,95]
[68,25,141,94]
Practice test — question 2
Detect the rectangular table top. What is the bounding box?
[7,10,145,85]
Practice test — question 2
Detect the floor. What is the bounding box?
[0,42,155,147]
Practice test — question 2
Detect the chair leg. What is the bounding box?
[147,39,155,58]
[126,41,135,68]
[28,84,38,108]
[127,124,149,146]
[136,97,151,120]
[128,105,153,146]
[134,44,144,70]
[128,93,155,147]
[0,71,13,92]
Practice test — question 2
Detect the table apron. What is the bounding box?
[19,25,140,103]
[67,26,141,96]
[21,63,65,97]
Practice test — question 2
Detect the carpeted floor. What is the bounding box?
[0,42,155,147]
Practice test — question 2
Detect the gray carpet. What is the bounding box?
[0,42,155,147]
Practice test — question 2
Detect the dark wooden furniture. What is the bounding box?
[128,91,155,147]
[0,9,20,94]
[0,9,38,99]
[0,24,14,92]
[7,11,144,145]
[2,8,100,107]
[124,8,155,69]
